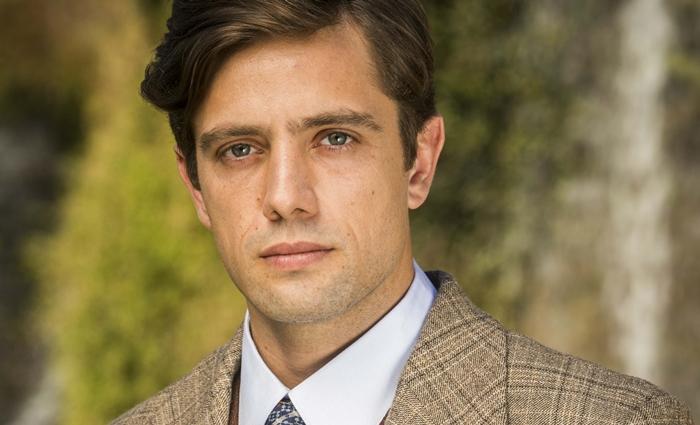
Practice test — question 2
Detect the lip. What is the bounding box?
[259,242,333,270]
[260,241,332,257]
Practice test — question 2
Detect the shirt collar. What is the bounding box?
[239,260,436,425]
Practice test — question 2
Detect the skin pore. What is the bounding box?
[178,22,444,388]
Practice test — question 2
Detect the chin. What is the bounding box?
[258,297,352,325]
[251,275,364,325]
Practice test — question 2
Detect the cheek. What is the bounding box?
[201,173,263,257]
[318,157,408,238]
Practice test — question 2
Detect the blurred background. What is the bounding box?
[0,0,698,423]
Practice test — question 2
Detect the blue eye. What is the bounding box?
[322,132,351,146]
[229,144,252,157]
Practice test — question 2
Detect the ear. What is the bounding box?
[175,146,212,229]
[407,115,445,210]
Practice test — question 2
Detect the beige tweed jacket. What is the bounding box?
[111,271,694,425]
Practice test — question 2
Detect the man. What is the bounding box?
[112,0,693,424]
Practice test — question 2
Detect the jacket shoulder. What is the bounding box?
[506,331,694,425]
[109,333,241,425]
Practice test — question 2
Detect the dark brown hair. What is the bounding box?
[141,0,436,190]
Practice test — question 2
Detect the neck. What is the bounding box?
[247,255,415,389]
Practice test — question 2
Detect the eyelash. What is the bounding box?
[317,131,357,151]
[220,143,262,161]
[218,131,358,161]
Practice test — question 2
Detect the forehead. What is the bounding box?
[193,23,394,138]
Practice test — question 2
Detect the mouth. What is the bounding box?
[259,242,333,270]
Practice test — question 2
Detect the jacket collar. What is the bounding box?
[195,270,508,425]
[385,271,509,425]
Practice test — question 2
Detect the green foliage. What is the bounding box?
[663,1,700,413]
[27,1,245,423]
[413,0,568,324]
[413,0,621,326]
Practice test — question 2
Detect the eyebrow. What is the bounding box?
[198,125,268,153]
[197,110,383,153]
[290,110,384,134]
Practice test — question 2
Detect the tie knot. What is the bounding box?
[265,396,306,425]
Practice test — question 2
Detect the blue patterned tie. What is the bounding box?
[264,395,306,425]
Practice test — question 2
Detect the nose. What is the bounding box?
[262,142,318,221]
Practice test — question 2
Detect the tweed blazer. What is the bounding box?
[111,271,694,425]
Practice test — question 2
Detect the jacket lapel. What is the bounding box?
[385,271,509,425]
[195,326,244,425]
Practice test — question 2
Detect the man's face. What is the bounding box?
[184,24,438,325]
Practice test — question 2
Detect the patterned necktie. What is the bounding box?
[264,395,306,425]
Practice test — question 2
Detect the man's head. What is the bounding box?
[141,0,437,190]
[141,0,444,327]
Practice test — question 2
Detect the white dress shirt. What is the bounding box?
[239,260,437,425]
